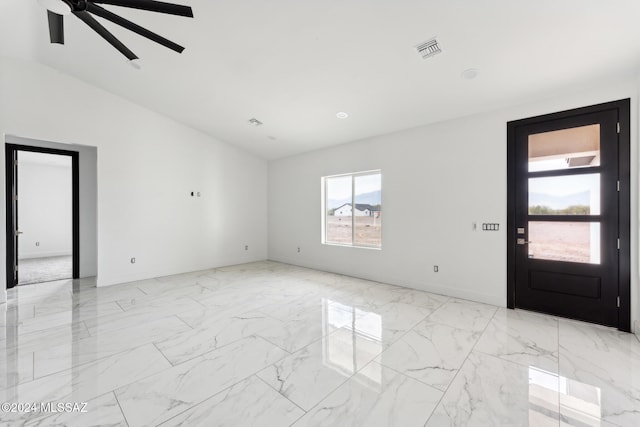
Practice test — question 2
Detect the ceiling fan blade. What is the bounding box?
[73,11,138,60]
[86,3,184,53]
[90,0,194,18]
[47,10,64,44]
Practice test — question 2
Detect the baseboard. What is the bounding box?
[96,256,268,287]
[268,255,505,307]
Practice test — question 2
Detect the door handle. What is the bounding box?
[517,238,531,245]
[16,230,23,235]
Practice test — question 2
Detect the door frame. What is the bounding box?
[5,143,80,288]
[506,99,630,332]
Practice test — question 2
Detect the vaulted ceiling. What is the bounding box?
[2,0,640,159]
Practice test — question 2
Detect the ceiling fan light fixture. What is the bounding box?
[38,0,72,16]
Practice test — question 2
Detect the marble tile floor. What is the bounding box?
[17,255,73,286]
[0,261,639,426]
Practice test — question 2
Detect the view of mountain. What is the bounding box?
[529,191,590,209]
[328,190,381,209]
[330,190,587,210]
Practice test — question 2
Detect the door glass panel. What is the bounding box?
[529,174,600,215]
[528,124,600,172]
[354,173,381,247]
[326,175,352,245]
[528,221,600,264]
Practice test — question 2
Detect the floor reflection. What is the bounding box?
[529,366,603,426]
[0,280,90,399]
[1,302,22,397]
[560,376,603,426]
[322,300,383,387]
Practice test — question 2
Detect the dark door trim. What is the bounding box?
[507,99,630,332]
[5,143,80,288]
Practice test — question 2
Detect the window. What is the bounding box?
[322,170,382,248]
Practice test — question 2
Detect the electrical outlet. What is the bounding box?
[434,265,439,273]
[297,247,301,253]
[197,192,201,197]
[131,257,136,264]
[35,242,40,246]
[245,245,248,251]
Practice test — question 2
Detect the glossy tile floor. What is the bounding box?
[17,255,72,285]
[1,261,639,426]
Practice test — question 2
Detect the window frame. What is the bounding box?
[321,169,382,249]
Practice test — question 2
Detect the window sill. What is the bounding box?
[322,242,382,251]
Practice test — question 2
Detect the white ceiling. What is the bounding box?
[2,0,640,159]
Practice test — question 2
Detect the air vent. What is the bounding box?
[248,118,263,126]
[416,38,441,60]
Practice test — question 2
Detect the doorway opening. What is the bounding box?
[507,99,630,331]
[5,144,80,288]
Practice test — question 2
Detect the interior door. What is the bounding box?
[6,148,19,289]
[5,144,81,289]
[508,101,630,330]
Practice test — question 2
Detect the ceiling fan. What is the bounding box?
[37,0,194,67]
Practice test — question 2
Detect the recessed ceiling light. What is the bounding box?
[461,68,479,80]
[336,112,349,119]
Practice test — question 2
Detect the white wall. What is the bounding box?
[0,56,268,305]
[17,158,72,259]
[269,77,638,329]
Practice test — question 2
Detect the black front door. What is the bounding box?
[507,99,630,331]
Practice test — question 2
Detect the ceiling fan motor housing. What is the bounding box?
[73,1,90,12]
